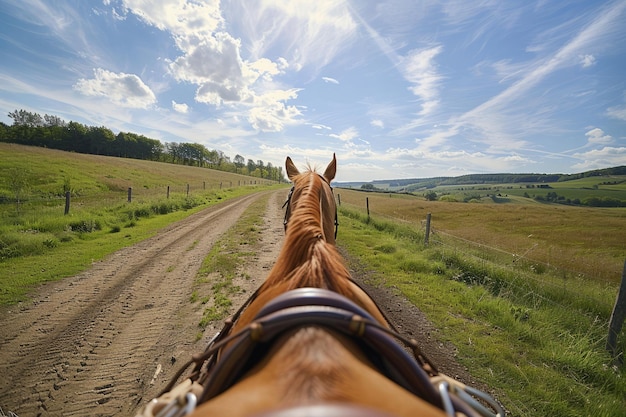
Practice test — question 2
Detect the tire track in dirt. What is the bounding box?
[0,190,287,417]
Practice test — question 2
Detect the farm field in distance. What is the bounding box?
[335,185,626,284]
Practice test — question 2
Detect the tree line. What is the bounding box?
[0,109,285,182]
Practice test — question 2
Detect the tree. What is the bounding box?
[234,154,245,173]
[424,190,437,201]
[43,114,67,127]
[8,109,43,127]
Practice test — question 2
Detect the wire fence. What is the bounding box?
[339,200,622,320]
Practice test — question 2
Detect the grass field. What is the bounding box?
[0,143,284,304]
[335,188,626,283]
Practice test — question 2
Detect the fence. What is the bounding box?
[337,193,625,364]
[3,178,276,217]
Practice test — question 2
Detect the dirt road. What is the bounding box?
[0,189,476,416]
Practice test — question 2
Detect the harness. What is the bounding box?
[282,174,339,240]
[139,287,504,417]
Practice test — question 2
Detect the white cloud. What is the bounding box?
[607,104,626,121]
[322,77,339,84]
[572,147,626,171]
[330,127,359,142]
[401,45,443,116]
[585,127,612,145]
[247,89,301,132]
[74,68,156,108]
[579,54,596,68]
[120,0,223,50]
[121,1,299,131]
[172,100,188,113]
[370,119,384,128]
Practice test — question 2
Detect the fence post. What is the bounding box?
[127,187,132,203]
[337,194,341,206]
[203,181,206,190]
[186,184,190,197]
[64,191,70,215]
[424,213,432,245]
[366,197,370,219]
[607,260,626,365]
[167,185,170,199]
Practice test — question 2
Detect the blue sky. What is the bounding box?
[1,1,625,181]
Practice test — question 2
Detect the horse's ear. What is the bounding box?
[323,153,337,183]
[286,156,299,180]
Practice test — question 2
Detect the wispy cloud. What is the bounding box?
[450,1,626,150]
[234,0,357,73]
[322,77,339,84]
[401,46,443,116]
[330,127,359,142]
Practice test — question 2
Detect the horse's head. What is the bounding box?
[283,153,338,244]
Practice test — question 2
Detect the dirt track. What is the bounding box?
[0,189,477,416]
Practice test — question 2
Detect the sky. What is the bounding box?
[1,1,625,182]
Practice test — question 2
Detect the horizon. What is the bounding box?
[1,1,625,181]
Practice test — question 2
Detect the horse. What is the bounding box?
[137,154,503,417]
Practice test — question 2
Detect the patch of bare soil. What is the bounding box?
[0,189,480,417]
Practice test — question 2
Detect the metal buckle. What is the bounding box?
[433,375,505,417]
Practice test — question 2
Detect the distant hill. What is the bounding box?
[337,165,626,192]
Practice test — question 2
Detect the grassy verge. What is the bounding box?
[192,194,269,338]
[0,187,280,305]
[338,207,626,417]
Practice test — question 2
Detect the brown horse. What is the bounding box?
[138,154,503,417]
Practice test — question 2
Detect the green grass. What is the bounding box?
[0,144,285,305]
[193,194,268,328]
[337,206,626,416]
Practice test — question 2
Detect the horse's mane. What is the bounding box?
[266,169,349,290]
[236,168,353,325]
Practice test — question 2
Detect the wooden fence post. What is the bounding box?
[127,187,132,203]
[424,213,432,245]
[167,185,170,199]
[186,184,190,197]
[366,197,370,219]
[337,194,341,206]
[607,260,626,365]
[64,191,70,215]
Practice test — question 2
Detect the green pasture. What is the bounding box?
[0,143,284,304]
[425,174,626,205]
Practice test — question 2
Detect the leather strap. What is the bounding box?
[198,288,443,409]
